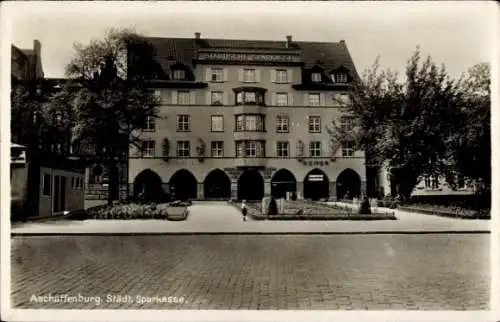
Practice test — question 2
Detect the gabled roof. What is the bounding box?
[144,36,359,78]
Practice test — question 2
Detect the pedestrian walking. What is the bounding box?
[241,200,247,221]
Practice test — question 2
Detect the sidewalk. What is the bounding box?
[10,202,490,235]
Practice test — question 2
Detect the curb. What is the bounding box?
[10,230,490,237]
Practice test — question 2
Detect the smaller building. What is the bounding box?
[11,144,87,220]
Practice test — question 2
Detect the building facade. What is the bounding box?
[128,33,366,201]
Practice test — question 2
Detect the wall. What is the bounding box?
[129,63,366,199]
[10,164,28,218]
[39,167,86,217]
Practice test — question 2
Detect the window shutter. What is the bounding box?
[206,91,211,105]
[238,69,243,82]
[288,93,293,106]
[223,69,229,82]
[271,93,276,106]
[190,91,196,105]
[255,70,261,83]
[288,70,293,83]
[271,70,276,83]
[205,68,211,81]
[303,93,309,107]
[320,93,326,106]
[172,91,178,105]
[223,92,229,105]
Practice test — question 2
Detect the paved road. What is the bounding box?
[11,202,490,234]
[11,234,489,310]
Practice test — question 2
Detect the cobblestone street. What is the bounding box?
[11,234,489,310]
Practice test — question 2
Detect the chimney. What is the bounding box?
[286,35,292,48]
[339,39,346,45]
[195,32,201,40]
[33,39,43,79]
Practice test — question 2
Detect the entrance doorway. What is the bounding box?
[169,169,197,200]
[271,169,296,199]
[133,169,164,202]
[303,168,329,200]
[204,169,231,199]
[237,169,264,200]
[336,168,361,199]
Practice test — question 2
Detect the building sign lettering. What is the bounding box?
[198,52,301,63]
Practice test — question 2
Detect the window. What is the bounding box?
[424,176,431,189]
[276,115,289,133]
[246,141,257,157]
[211,141,224,157]
[339,93,350,105]
[309,141,322,157]
[308,116,321,133]
[211,115,224,132]
[276,93,288,106]
[336,72,348,83]
[211,91,223,105]
[340,116,355,132]
[236,141,265,157]
[341,141,355,157]
[243,69,256,82]
[141,140,155,157]
[308,93,320,106]
[246,92,256,103]
[311,73,322,82]
[176,141,190,157]
[235,91,265,105]
[245,116,257,131]
[178,91,190,105]
[235,115,265,131]
[143,116,156,132]
[276,141,289,157]
[211,68,223,82]
[43,173,51,196]
[173,70,185,80]
[276,69,288,83]
[177,115,190,132]
[431,176,439,189]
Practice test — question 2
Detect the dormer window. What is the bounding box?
[173,70,185,80]
[334,72,348,83]
[311,73,322,82]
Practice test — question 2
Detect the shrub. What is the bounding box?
[359,198,372,214]
[267,197,278,216]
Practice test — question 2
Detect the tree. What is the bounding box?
[447,63,490,197]
[11,84,41,149]
[329,49,463,202]
[45,28,162,205]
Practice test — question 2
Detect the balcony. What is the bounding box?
[234,157,267,168]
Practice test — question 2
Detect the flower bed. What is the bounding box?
[399,203,490,219]
[86,203,169,220]
[229,200,396,220]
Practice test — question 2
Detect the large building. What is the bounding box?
[128,33,366,201]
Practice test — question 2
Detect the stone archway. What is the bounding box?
[303,168,329,201]
[237,169,264,201]
[133,169,164,202]
[169,169,197,201]
[204,169,231,200]
[336,168,361,200]
[271,169,297,199]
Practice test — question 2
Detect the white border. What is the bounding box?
[1,1,498,322]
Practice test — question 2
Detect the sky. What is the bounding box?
[4,1,498,79]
